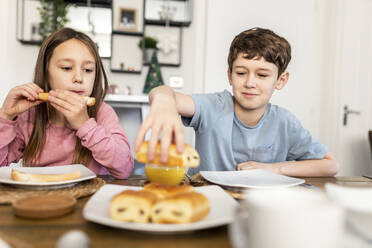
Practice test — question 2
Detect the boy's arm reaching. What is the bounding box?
[237,152,339,177]
[134,86,195,163]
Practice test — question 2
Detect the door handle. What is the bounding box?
[343,105,361,126]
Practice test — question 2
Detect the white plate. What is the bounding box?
[83,184,238,233]
[200,169,305,189]
[0,164,96,187]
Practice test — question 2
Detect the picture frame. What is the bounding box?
[118,7,137,32]
[112,0,144,33]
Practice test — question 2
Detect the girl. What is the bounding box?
[0,28,133,179]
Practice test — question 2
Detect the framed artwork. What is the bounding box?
[118,8,137,31]
[112,0,144,33]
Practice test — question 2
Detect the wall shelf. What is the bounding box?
[18,39,41,45]
[111,69,141,74]
[64,0,112,8]
[110,0,145,73]
[143,62,180,67]
[112,30,143,36]
[144,20,191,27]
[16,0,192,73]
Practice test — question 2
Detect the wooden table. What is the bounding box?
[1,176,372,248]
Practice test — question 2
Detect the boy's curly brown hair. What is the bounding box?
[228,27,291,78]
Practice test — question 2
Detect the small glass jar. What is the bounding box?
[145,164,186,185]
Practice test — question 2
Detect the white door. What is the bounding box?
[332,0,372,176]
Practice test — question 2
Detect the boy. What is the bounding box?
[134,27,338,177]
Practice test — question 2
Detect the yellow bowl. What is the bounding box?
[145,164,186,186]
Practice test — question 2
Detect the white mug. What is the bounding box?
[229,188,345,248]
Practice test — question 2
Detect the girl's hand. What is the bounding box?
[0,83,43,120]
[47,89,90,130]
[134,97,184,163]
[237,161,282,174]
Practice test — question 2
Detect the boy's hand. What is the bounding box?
[237,161,282,174]
[0,83,43,120]
[47,89,89,130]
[134,97,184,163]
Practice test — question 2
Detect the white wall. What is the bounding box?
[1,0,40,104]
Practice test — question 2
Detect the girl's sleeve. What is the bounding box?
[76,104,134,179]
[0,118,25,166]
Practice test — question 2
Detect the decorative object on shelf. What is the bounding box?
[123,86,132,95]
[145,25,181,66]
[158,0,176,24]
[30,23,41,41]
[65,3,112,57]
[145,0,192,27]
[143,50,164,94]
[110,34,143,73]
[157,33,177,55]
[118,8,137,31]
[37,0,69,42]
[108,84,119,94]
[120,62,124,70]
[138,36,158,64]
[86,0,96,37]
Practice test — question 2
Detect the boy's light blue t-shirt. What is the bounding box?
[182,90,328,175]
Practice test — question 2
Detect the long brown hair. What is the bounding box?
[23,28,108,166]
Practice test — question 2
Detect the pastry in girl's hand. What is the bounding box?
[151,192,210,224]
[110,190,157,223]
[38,93,96,106]
[11,168,81,182]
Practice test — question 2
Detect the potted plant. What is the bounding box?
[138,36,158,63]
[38,0,69,43]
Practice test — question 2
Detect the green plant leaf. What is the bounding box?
[138,36,158,49]
[37,0,69,43]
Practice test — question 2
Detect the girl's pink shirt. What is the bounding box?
[0,102,134,179]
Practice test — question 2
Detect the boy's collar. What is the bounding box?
[233,103,271,129]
